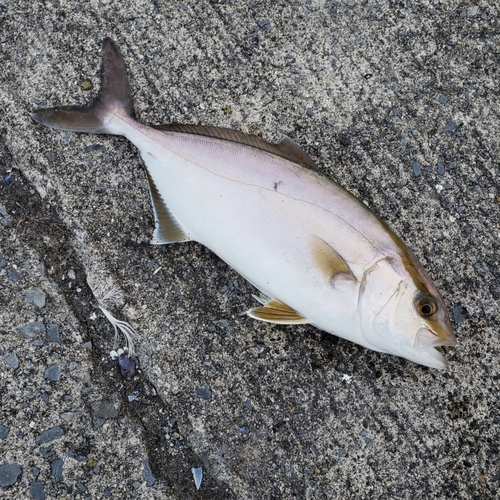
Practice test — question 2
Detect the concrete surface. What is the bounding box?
[1,0,499,498]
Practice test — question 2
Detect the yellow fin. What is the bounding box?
[247,298,308,324]
[146,172,190,244]
[310,235,355,283]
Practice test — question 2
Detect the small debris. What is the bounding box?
[143,458,156,487]
[128,391,140,402]
[342,374,352,384]
[192,467,203,490]
[1,173,13,186]
[118,354,136,380]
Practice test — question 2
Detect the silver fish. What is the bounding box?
[32,39,455,368]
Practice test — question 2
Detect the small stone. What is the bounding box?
[29,289,46,308]
[30,481,45,500]
[5,352,19,369]
[35,426,64,445]
[8,268,19,283]
[143,458,156,487]
[412,162,421,176]
[0,463,22,487]
[16,321,45,339]
[438,95,447,104]
[444,120,458,132]
[47,325,61,343]
[338,449,346,457]
[44,364,60,381]
[51,459,63,482]
[306,108,314,117]
[437,163,445,175]
[76,482,87,492]
[473,185,485,199]
[453,304,469,324]
[1,218,13,227]
[32,467,40,477]
[60,411,77,422]
[0,424,10,439]
[45,151,55,162]
[91,398,119,420]
[195,387,212,400]
[339,135,351,146]
[68,361,77,371]
[40,446,54,459]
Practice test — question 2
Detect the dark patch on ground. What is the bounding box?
[1,166,233,498]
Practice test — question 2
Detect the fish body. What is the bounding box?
[32,39,455,368]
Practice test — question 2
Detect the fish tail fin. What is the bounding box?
[32,38,134,135]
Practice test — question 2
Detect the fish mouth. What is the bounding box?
[415,326,456,350]
[414,326,456,368]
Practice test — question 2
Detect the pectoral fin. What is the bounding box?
[247,296,308,324]
[146,172,190,244]
[310,235,355,284]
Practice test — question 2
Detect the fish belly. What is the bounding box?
[123,121,384,345]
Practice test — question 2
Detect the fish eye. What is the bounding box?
[416,295,438,317]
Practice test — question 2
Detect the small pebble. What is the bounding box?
[44,364,60,381]
[5,352,19,369]
[76,481,87,492]
[48,324,61,343]
[453,304,469,324]
[0,424,10,440]
[16,321,46,339]
[0,463,22,487]
[8,268,19,283]
[444,119,457,132]
[195,387,212,400]
[26,289,46,308]
[35,426,64,445]
[30,481,45,500]
[51,459,63,482]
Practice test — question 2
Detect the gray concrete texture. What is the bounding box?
[0,0,498,498]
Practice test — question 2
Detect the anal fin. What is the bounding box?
[146,172,190,244]
[247,296,308,324]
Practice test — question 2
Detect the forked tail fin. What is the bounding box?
[32,38,134,135]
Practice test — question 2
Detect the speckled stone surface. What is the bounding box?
[1,1,499,498]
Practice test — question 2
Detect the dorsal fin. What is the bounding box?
[153,123,321,172]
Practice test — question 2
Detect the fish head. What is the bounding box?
[359,258,455,369]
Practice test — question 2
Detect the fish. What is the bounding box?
[32,38,455,369]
